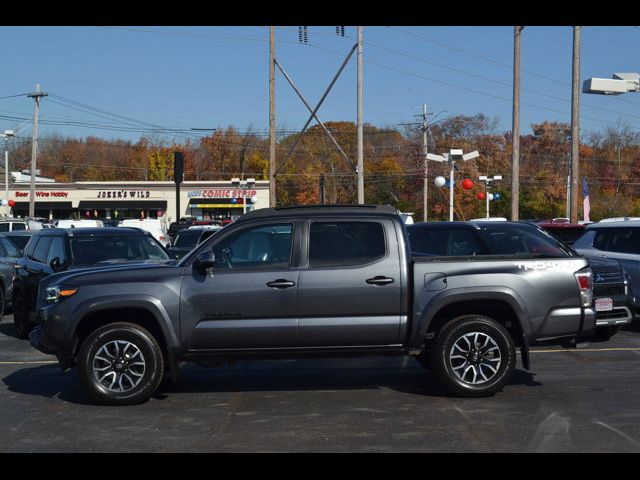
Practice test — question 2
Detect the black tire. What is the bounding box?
[593,325,620,341]
[428,315,516,397]
[12,291,31,339]
[77,322,165,406]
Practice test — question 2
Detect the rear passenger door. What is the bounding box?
[297,218,403,347]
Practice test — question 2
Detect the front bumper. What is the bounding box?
[29,302,75,369]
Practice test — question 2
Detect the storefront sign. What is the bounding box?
[187,189,257,199]
[15,191,69,198]
[97,190,151,199]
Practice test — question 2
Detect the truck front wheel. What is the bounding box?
[77,322,165,405]
[429,315,516,397]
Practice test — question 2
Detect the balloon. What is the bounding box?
[488,193,494,201]
[476,192,486,200]
[8,200,15,208]
[494,193,502,201]
[434,176,446,188]
[462,178,474,190]
[1,199,7,206]
[250,195,258,204]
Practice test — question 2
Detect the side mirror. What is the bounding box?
[193,251,216,274]
[165,243,171,249]
[49,257,63,272]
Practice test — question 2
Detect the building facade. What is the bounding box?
[6,180,270,223]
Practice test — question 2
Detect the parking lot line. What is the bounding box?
[0,361,58,365]
[530,347,640,353]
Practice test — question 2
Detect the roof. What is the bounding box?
[31,227,151,237]
[408,221,541,230]
[235,204,399,223]
[587,220,640,229]
[537,222,584,228]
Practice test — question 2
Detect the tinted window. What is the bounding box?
[12,223,26,231]
[408,224,572,258]
[476,226,571,257]
[211,224,293,270]
[0,238,19,258]
[407,228,449,256]
[32,236,53,263]
[70,235,170,266]
[174,230,202,248]
[595,228,640,254]
[0,224,9,232]
[309,221,386,267]
[6,235,31,252]
[47,236,68,264]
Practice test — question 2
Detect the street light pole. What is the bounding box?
[427,149,480,222]
[3,130,15,216]
[479,175,502,219]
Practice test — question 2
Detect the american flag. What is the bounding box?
[582,177,590,223]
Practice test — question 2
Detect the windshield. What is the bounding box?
[5,235,31,252]
[70,235,170,266]
[174,230,202,248]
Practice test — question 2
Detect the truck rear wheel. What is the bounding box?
[429,315,516,397]
[77,322,164,405]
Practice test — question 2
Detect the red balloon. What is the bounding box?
[8,200,15,207]
[476,192,486,200]
[462,178,474,190]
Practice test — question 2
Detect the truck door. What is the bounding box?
[180,221,300,350]
[297,218,403,346]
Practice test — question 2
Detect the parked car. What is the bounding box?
[0,233,24,318]
[0,218,44,231]
[11,227,172,339]
[573,220,640,319]
[56,219,104,229]
[536,221,586,246]
[1,230,36,254]
[119,218,168,243]
[536,221,632,339]
[30,205,597,405]
[166,227,222,259]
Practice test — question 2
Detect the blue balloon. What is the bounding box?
[494,193,502,201]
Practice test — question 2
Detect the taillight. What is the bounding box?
[575,269,593,307]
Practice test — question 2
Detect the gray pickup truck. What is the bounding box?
[30,205,596,405]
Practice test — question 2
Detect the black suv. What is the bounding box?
[12,227,171,338]
[166,227,222,259]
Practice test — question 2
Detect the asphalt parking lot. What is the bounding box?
[1,315,640,453]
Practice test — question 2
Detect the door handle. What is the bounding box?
[366,276,395,286]
[266,279,296,289]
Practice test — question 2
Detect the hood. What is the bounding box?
[43,259,177,288]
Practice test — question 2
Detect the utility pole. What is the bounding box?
[27,84,47,218]
[269,26,276,208]
[357,26,364,204]
[511,26,523,221]
[570,26,581,224]
[421,104,429,221]
[320,173,325,204]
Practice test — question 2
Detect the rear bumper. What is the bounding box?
[535,307,596,342]
[595,306,634,326]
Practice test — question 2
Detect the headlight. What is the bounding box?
[45,286,78,304]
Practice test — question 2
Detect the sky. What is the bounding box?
[1,25,640,145]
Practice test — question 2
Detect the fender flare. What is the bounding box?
[416,286,532,341]
[71,294,180,349]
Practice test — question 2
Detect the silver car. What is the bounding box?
[573,220,640,319]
